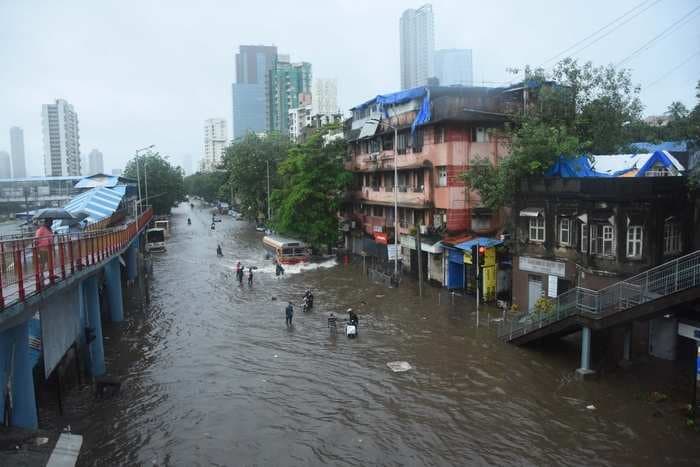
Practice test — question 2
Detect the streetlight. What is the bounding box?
[370,116,399,277]
[134,145,155,217]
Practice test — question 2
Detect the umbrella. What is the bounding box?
[34,208,76,220]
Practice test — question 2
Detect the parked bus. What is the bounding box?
[262,235,310,265]
[146,228,166,252]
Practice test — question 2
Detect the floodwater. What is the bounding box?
[43,203,700,466]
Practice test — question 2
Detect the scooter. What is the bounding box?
[345,319,358,338]
[302,296,311,313]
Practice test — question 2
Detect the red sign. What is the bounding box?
[374,232,389,245]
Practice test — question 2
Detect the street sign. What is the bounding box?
[387,244,401,261]
[547,275,558,298]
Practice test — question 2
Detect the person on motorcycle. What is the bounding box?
[347,308,358,325]
[303,289,314,308]
[187,217,192,225]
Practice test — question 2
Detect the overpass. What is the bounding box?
[499,250,700,375]
[0,209,153,429]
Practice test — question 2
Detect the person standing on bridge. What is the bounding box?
[34,218,54,281]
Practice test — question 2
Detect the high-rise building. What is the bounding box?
[203,118,228,172]
[0,151,11,179]
[400,4,435,90]
[88,149,104,175]
[312,79,338,116]
[268,59,312,134]
[41,99,81,176]
[435,49,473,86]
[9,127,26,178]
[232,45,278,139]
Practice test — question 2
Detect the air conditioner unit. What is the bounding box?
[370,153,379,161]
[420,225,428,235]
[442,214,447,222]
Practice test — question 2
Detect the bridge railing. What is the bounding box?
[499,250,700,340]
[0,208,153,310]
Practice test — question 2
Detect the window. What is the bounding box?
[397,132,408,154]
[664,221,681,254]
[369,138,380,153]
[433,126,445,144]
[529,217,545,242]
[412,128,423,153]
[581,224,588,253]
[372,206,383,217]
[476,127,488,143]
[437,166,448,187]
[590,224,616,257]
[382,135,393,151]
[559,218,571,246]
[626,225,643,258]
[645,163,674,177]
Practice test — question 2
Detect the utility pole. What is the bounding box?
[476,246,480,327]
[135,151,142,218]
[393,124,399,278]
[266,159,271,221]
[416,225,423,297]
[143,154,149,211]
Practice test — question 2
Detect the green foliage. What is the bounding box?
[123,152,184,215]
[271,128,351,249]
[222,133,290,221]
[184,171,228,203]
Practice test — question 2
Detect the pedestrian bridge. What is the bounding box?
[498,250,700,373]
[0,209,152,429]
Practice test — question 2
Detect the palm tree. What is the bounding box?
[665,101,689,121]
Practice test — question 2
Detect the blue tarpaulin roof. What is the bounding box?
[631,141,688,153]
[546,151,684,178]
[455,237,504,250]
[354,86,432,133]
[62,186,126,224]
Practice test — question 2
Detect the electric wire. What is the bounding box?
[644,48,700,88]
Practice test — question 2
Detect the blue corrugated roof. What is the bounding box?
[455,237,503,250]
[62,186,126,224]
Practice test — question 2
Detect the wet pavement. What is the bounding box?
[38,202,700,466]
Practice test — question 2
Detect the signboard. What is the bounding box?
[463,252,472,265]
[547,275,558,298]
[519,256,566,278]
[484,248,496,267]
[374,232,388,245]
[372,225,383,233]
[400,235,416,249]
[678,322,700,342]
[387,244,401,261]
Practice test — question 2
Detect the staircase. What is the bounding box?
[499,250,700,344]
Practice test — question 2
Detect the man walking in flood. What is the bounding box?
[285,302,294,326]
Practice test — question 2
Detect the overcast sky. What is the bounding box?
[1,0,698,176]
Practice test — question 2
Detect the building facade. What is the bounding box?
[312,78,338,116]
[400,4,435,90]
[288,105,313,143]
[512,163,692,313]
[232,45,278,139]
[41,99,81,176]
[268,60,312,135]
[202,118,228,172]
[10,126,27,178]
[435,49,473,86]
[0,151,11,179]
[87,149,104,175]
[343,85,529,285]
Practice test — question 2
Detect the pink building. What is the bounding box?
[342,85,528,282]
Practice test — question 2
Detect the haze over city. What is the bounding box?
[1,0,698,175]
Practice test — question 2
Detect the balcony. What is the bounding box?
[354,187,431,208]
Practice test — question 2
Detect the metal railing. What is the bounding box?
[499,250,700,341]
[0,208,153,310]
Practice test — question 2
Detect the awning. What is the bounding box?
[455,237,504,250]
[358,119,380,139]
[399,234,443,253]
[519,207,543,217]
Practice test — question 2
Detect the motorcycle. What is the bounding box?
[345,319,358,338]
[302,296,311,313]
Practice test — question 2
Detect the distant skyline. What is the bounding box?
[1,1,698,176]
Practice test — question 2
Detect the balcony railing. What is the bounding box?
[0,208,153,310]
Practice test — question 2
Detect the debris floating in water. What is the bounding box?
[586,404,596,410]
[273,354,278,358]
[376,295,384,298]
[387,361,412,372]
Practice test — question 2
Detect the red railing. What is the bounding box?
[0,208,153,311]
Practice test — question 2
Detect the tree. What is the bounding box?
[666,101,689,121]
[222,133,290,221]
[463,59,643,210]
[123,152,185,215]
[184,171,228,202]
[271,127,351,249]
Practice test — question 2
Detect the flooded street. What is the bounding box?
[46,203,699,466]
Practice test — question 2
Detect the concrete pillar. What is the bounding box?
[84,276,105,376]
[104,259,124,322]
[126,242,138,281]
[623,327,632,362]
[0,322,38,429]
[576,326,595,378]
